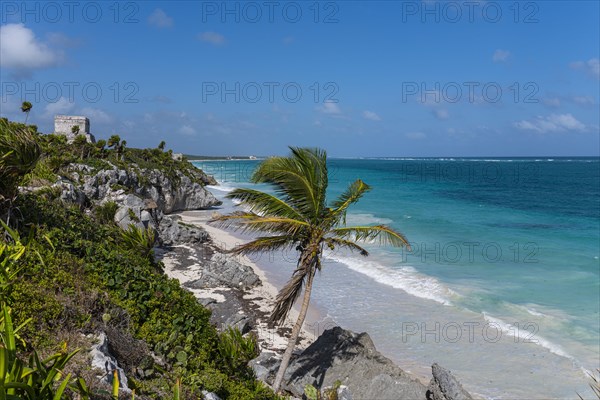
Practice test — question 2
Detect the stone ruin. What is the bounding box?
[54,115,96,143]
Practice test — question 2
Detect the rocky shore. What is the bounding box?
[158,212,475,400]
[53,160,474,399]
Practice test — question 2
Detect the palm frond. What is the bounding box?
[269,262,314,326]
[329,179,371,225]
[210,212,309,236]
[324,237,369,256]
[228,235,297,255]
[332,225,410,249]
[251,147,328,220]
[225,188,304,220]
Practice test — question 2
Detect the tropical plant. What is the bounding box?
[0,119,41,219]
[210,147,410,392]
[218,327,259,378]
[20,102,32,124]
[119,224,156,261]
[158,141,166,151]
[71,125,80,135]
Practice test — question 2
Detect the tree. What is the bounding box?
[210,147,410,392]
[107,134,120,149]
[119,140,127,161]
[158,140,166,151]
[72,134,88,159]
[20,102,32,124]
[107,135,123,161]
[71,125,80,135]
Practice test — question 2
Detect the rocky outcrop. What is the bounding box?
[185,253,261,290]
[75,164,221,214]
[426,363,473,400]
[157,214,210,246]
[282,327,427,399]
[53,179,87,207]
[89,332,131,393]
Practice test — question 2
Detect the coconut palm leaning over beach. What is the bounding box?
[210,147,411,393]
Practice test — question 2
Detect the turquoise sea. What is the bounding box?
[193,157,600,399]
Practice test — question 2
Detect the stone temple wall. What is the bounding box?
[54,115,95,143]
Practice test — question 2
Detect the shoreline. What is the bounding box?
[162,208,320,355]
[177,208,437,387]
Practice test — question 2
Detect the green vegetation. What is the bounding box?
[211,147,410,393]
[0,118,279,399]
[304,380,342,400]
[0,118,207,190]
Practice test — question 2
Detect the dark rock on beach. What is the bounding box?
[282,326,427,399]
[426,363,473,400]
[185,253,261,290]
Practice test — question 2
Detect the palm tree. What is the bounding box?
[20,102,32,124]
[107,134,120,149]
[158,140,166,151]
[210,147,410,393]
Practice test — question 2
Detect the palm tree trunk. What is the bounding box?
[272,266,315,393]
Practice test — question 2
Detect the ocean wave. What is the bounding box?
[481,312,592,378]
[206,184,237,193]
[326,254,457,306]
[345,213,394,225]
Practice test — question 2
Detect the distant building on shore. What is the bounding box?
[54,115,96,143]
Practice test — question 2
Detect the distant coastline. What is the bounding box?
[185,154,263,161]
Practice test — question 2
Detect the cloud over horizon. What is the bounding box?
[514,113,587,133]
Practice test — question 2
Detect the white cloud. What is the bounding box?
[570,58,600,80]
[80,107,113,124]
[362,110,381,121]
[405,132,426,140]
[542,97,561,108]
[148,9,173,28]
[572,95,595,106]
[180,125,197,135]
[492,49,511,63]
[197,31,226,46]
[43,97,75,118]
[433,108,449,120]
[0,23,63,70]
[514,113,586,133]
[318,100,341,115]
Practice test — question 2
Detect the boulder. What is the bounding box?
[157,214,210,246]
[282,326,427,399]
[426,363,473,400]
[53,179,86,207]
[114,194,151,230]
[185,253,260,289]
[250,352,280,383]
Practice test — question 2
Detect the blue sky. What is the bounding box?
[1,1,598,157]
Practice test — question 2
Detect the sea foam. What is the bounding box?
[326,253,457,306]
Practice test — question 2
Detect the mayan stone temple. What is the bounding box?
[54,115,96,143]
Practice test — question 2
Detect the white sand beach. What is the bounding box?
[161,208,320,354]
